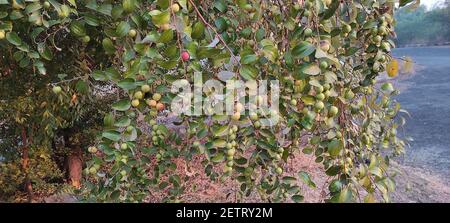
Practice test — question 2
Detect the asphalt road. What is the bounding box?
[393,47,450,183]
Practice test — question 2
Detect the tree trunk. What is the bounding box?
[21,127,33,203]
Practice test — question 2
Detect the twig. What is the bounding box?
[187,0,240,67]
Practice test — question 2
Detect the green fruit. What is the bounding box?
[224,166,232,173]
[141,84,151,93]
[52,86,62,94]
[304,28,313,37]
[314,101,324,111]
[81,35,90,43]
[128,29,137,38]
[120,170,127,176]
[373,35,382,43]
[227,155,234,161]
[156,154,162,159]
[316,85,324,93]
[89,167,97,175]
[275,167,283,175]
[134,91,143,99]
[320,61,329,69]
[328,106,339,117]
[303,10,311,17]
[126,126,133,133]
[343,24,352,33]
[315,93,325,101]
[120,143,128,150]
[193,141,200,147]
[226,143,233,149]
[381,82,394,92]
[102,38,115,54]
[226,161,234,167]
[123,0,136,14]
[249,112,259,121]
[290,99,297,106]
[275,154,281,160]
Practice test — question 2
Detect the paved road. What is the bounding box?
[393,47,450,183]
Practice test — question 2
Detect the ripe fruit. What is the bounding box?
[0,30,5,39]
[134,91,143,99]
[52,86,62,94]
[128,29,137,38]
[88,146,97,153]
[160,23,170,30]
[181,51,190,61]
[152,93,162,101]
[329,106,339,117]
[304,28,313,37]
[231,112,240,121]
[141,84,151,93]
[131,99,140,107]
[156,102,165,111]
[147,99,157,107]
[171,3,180,12]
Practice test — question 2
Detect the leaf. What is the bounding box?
[241,54,258,65]
[282,176,297,185]
[399,0,415,7]
[338,188,353,203]
[112,99,131,111]
[98,4,112,16]
[6,32,22,46]
[211,152,225,163]
[213,139,226,148]
[239,65,258,80]
[291,195,304,203]
[302,64,321,76]
[327,139,342,157]
[116,21,130,37]
[213,0,227,12]
[292,41,315,58]
[322,0,339,20]
[102,130,121,141]
[114,117,131,127]
[118,78,136,90]
[149,10,170,26]
[298,171,316,188]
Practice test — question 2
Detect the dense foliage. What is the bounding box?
[395,1,450,46]
[1,0,414,202]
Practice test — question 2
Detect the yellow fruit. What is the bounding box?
[231,112,240,121]
[146,99,157,107]
[160,24,170,30]
[0,30,5,39]
[141,84,151,93]
[171,3,180,12]
[131,99,140,107]
[134,91,143,99]
[128,29,137,38]
[152,93,162,101]
[235,103,244,112]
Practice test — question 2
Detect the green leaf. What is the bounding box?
[327,139,342,157]
[211,152,225,163]
[114,117,131,127]
[282,176,297,185]
[112,99,131,111]
[241,54,258,65]
[239,65,258,80]
[214,17,227,33]
[213,0,227,12]
[298,171,316,188]
[118,78,136,90]
[291,195,304,203]
[292,41,315,58]
[6,32,22,46]
[98,4,112,16]
[338,188,353,203]
[102,130,121,141]
[150,10,170,26]
[116,21,130,37]
[302,64,321,76]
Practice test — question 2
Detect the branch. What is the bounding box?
[187,0,240,66]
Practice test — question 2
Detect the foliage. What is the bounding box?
[395,2,450,46]
[0,0,413,203]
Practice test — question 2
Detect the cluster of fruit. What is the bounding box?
[130,84,165,113]
[224,125,239,173]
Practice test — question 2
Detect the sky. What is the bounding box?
[422,0,445,9]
